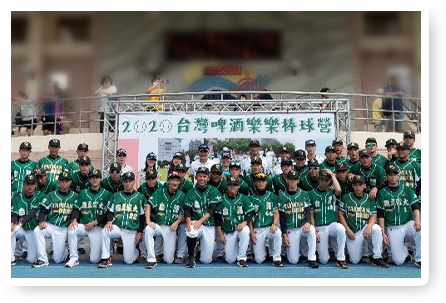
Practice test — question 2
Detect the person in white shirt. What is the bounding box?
[305,139,325,164]
[116,148,134,174]
[94,76,117,133]
[241,139,264,177]
[189,144,216,183]
[271,146,294,177]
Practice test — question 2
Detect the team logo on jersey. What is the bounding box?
[173,205,180,213]
[315,201,320,207]
[194,201,200,209]
[222,207,229,216]
[237,205,243,215]
[159,203,165,211]
[254,204,259,212]
[18,208,25,216]
[14,171,19,178]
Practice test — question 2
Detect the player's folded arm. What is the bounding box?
[243,211,255,224]
[71,208,80,221]
[206,203,218,216]
[214,213,223,226]
[377,208,385,218]
[38,207,49,222]
[183,206,193,218]
[138,214,146,233]
[279,211,287,235]
[304,206,312,224]
[411,202,421,212]
[106,211,114,222]
[11,213,19,224]
[97,210,109,225]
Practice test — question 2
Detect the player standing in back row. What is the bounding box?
[11,142,37,195]
[37,139,68,184]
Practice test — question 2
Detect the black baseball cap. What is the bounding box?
[146,152,157,160]
[351,175,366,184]
[77,143,89,151]
[145,170,158,179]
[173,152,184,160]
[116,148,127,156]
[210,164,223,173]
[359,149,371,158]
[79,156,91,166]
[167,171,182,180]
[20,141,32,150]
[198,144,209,152]
[319,170,331,180]
[403,131,416,139]
[287,170,299,180]
[347,142,359,150]
[251,156,263,165]
[332,139,343,146]
[279,146,291,154]
[365,137,377,144]
[325,145,336,153]
[294,149,306,160]
[335,162,349,172]
[396,141,410,150]
[24,174,37,184]
[249,139,261,147]
[281,158,293,167]
[221,151,232,159]
[307,159,319,168]
[386,165,400,174]
[35,168,47,176]
[229,161,241,169]
[122,171,135,180]
[305,139,316,146]
[227,176,240,186]
[196,166,210,175]
[109,162,122,173]
[174,164,187,172]
[49,138,61,147]
[385,139,398,148]
[89,169,102,178]
[58,171,71,181]
[254,172,268,181]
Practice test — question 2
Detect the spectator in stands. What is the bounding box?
[94,76,117,133]
[320,87,330,109]
[372,88,387,132]
[40,85,61,136]
[12,92,37,136]
[146,77,167,112]
[253,88,273,100]
[383,75,410,133]
[53,81,66,99]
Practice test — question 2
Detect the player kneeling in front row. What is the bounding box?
[98,172,146,267]
[65,169,112,267]
[11,175,45,266]
[144,172,185,269]
[309,170,348,269]
[33,171,77,267]
[338,175,388,267]
[279,170,318,268]
[215,177,255,267]
[377,165,421,268]
[249,173,283,267]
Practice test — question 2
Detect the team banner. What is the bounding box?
[117,112,336,178]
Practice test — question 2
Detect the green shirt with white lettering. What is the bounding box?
[219,193,255,233]
[37,156,68,184]
[376,185,419,226]
[11,159,38,194]
[148,187,185,226]
[183,185,222,226]
[76,188,112,226]
[309,188,336,226]
[107,191,146,230]
[40,190,78,227]
[339,192,376,233]
[250,191,278,228]
[278,189,311,229]
[11,192,45,230]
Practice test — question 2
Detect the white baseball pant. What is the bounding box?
[101,225,139,264]
[34,223,69,264]
[11,226,37,263]
[286,225,317,264]
[176,223,187,258]
[144,224,177,263]
[68,224,102,263]
[224,226,250,263]
[186,224,215,264]
[253,227,282,263]
[316,222,346,264]
[14,238,27,256]
[346,224,383,264]
[387,221,421,265]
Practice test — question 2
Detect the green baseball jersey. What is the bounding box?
[320,160,337,173]
[37,156,69,184]
[76,188,112,226]
[278,188,311,229]
[372,153,388,167]
[350,163,386,192]
[272,174,288,195]
[138,182,162,200]
[250,191,278,228]
[11,159,38,194]
[219,193,255,233]
[344,159,360,171]
[238,177,252,196]
[293,165,308,178]
[336,157,347,164]
[36,180,59,195]
[376,185,419,226]
[339,192,376,233]
[309,188,336,226]
[40,190,78,227]
[66,160,95,175]
[163,179,193,194]
[11,191,45,230]
[107,191,146,230]
[148,187,185,226]
[298,173,319,192]
[100,176,124,193]
[183,185,222,226]
[244,173,274,195]
[209,178,227,195]
[71,171,91,193]
[409,148,421,164]
[338,179,352,196]
[389,159,421,191]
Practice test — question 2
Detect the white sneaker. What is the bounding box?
[65,258,79,268]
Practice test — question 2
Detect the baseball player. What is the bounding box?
[66,143,93,175]
[244,156,274,194]
[221,151,232,178]
[190,144,217,183]
[11,141,37,195]
[271,146,293,177]
[209,164,228,195]
[298,159,320,192]
[305,139,325,164]
[249,172,283,267]
[272,158,294,196]
[116,149,134,174]
[241,139,262,177]
[319,145,337,173]
[403,131,421,164]
[71,156,92,193]
[278,170,318,268]
[309,169,347,268]
[338,175,388,267]
[144,172,185,268]
[100,162,124,193]
[335,162,352,196]
[350,150,386,198]
[390,142,421,192]
[384,139,398,169]
[183,166,222,268]
[37,139,68,183]
[229,161,251,196]
[35,168,59,195]
[332,139,347,163]
[215,176,255,267]
[377,165,421,267]
[138,170,162,200]
[165,164,193,194]
[11,175,45,265]
[293,150,308,178]
[65,169,112,267]
[365,137,387,167]
[98,171,146,267]
[345,142,360,170]
[32,171,77,267]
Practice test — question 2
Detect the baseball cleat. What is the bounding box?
[405,254,413,263]
[371,258,389,268]
[78,248,86,255]
[415,261,421,269]
[186,257,196,268]
[299,255,308,263]
[146,262,157,269]
[156,254,163,263]
[216,256,225,263]
[273,260,284,267]
[336,260,348,269]
[65,259,79,268]
[360,256,370,263]
[237,260,248,267]
[98,258,109,268]
[11,261,16,267]
[32,260,49,268]
[174,257,185,264]
[309,261,319,269]
[20,252,28,260]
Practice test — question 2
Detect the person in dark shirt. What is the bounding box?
[383,75,410,132]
